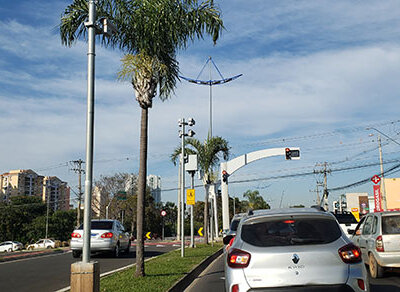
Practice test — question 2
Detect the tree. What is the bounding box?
[171,136,230,243]
[243,190,270,210]
[60,0,223,277]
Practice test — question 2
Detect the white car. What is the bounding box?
[70,219,130,258]
[224,208,369,292]
[27,239,56,250]
[0,241,23,252]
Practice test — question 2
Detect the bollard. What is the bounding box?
[70,261,100,292]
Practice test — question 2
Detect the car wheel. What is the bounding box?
[8,248,12,253]
[72,250,81,258]
[113,243,120,258]
[369,253,384,278]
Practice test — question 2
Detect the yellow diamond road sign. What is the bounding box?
[186,189,195,205]
[198,227,203,237]
[146,232,151,239]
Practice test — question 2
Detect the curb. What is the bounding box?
[167,247,223,292]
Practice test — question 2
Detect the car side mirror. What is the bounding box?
[355,229,361,236]
[347,229,355,235]
[223,235,234,245]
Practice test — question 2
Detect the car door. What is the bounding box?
[351,216,365,246]
[0,242,7,252]
[359,215,373,263]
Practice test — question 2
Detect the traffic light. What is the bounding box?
[222,170,229,183]
[285,148,300,160]
[285,148,292,160]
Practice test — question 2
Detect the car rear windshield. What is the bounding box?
[230,219,240,231]
[241,217,341,247]
[77,221,113,230]
[382,215,400,234]
[332,213,357,224]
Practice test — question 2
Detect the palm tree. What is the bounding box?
[60,0,223,277]
[243,190,270,210]
[171,136,230,243]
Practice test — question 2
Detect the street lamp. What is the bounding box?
[178,118,195,257]
[70,1,117,291]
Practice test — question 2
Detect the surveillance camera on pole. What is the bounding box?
[100,18,117,37]
[188,118,195,126]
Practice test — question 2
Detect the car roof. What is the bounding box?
[243,207,334,221]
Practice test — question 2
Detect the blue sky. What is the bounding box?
[1,0,400,209]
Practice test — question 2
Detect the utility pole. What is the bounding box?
[377,135,388,210]
[314,162,331,211]
[309,184,322,206]
[45,178,50,239]
[70,159,85,227]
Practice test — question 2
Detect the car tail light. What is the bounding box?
[376,235,384,252]
[357,279,365,290]
[101,232,114,238]
[338,243,362,263]
[71,232,81,238]
[227,249,251,268]
[232,284,239,292]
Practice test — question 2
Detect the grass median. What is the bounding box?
[100,243,223,292]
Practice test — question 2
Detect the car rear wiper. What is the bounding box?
[290,237,325,244]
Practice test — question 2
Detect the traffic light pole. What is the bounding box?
[220,147,300,232]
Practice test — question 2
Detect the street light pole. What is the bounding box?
[81,0,96,264]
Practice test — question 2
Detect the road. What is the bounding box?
[0,244,178,292]
[187,254,400,292]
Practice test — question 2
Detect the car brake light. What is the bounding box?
[71,232,81,238]
[283,220,295,224]
[227,249,251,268]
[101,232,114,238]
[357,279,365,290]
[376,235,384,252]
[232,284,239,292]
[338,243,362,264]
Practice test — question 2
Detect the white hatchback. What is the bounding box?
[0,241,23,252]
[70,219,130,258]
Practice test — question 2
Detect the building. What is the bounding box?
[147,174,161,203]
[383,178,400,210]
[92,186,108,218]
[345,192,370,215]
[0,169,70,211]
[43,176,70,211]
[1,169,44,200]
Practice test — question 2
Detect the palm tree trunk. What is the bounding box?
[203,184,209,244]
[136,107,148,277]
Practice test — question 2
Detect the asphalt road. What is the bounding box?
[0,245,178,292]
[187,254,400,292]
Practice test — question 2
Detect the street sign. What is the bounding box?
[116,191,127,200]
[186,189,195,205]
[198,227,203,236]
[371,175,381,184]
[146,232,151,239]
[161,210,167,217]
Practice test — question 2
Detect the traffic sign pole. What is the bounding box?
[190,172,195,248]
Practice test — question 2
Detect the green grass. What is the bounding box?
[100,243,223,292]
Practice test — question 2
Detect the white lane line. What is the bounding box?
[0,250,71,265]
[156,245,165,247]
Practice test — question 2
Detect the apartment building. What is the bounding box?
[92,185,108,218]
[0,169,70,211]
[147,174,161,203]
